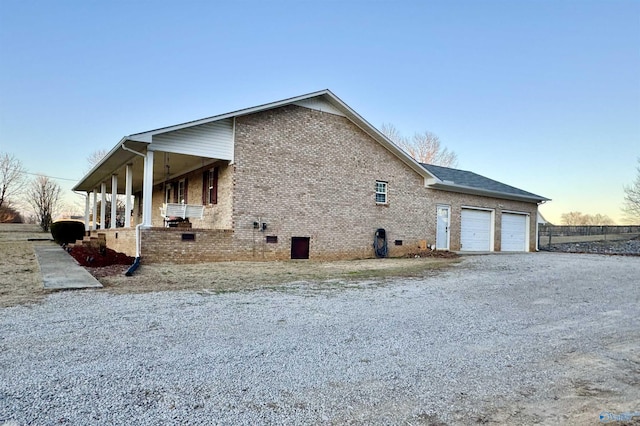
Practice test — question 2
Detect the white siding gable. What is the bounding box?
[149,118,234,160]
[293,98,345,116]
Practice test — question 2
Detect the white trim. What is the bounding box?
[92,190,97,231]
[100,182,106,230]
[375,180,388,205]
[461,205,494,212]
[125,164,133,228]
[502,209,530,216]
[142,150,154,227]
[110,174,118,229]
[430,182,548,203]
[84,192,90,232]
[436,204,451,250]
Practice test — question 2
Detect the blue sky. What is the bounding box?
[1,0,638,223]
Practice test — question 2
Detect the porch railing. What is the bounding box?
[160,203,205,220]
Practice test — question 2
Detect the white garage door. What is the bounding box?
[501,213,528,252]
[461,209,492,251]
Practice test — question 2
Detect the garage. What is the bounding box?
[461,208,493,251]
[501,213,528,252]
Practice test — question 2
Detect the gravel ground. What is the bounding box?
[543,238,640,256]
[1,253,639,425]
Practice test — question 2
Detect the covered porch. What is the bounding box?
[72,117,236,258]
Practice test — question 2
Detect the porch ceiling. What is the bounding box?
[74,141,217,194]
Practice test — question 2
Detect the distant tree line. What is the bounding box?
[560,212,615,226]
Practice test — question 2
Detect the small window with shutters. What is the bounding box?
[203,167,218,205]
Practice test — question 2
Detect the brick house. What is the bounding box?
[73,90,548,263]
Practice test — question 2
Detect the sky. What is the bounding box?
[0,0,638,224]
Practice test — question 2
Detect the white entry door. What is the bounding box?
[436,205,450,250]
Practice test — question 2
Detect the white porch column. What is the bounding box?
[142,150,154,227]
[125,163,133,228]
[110,174,118,229]
[92,190,98,231]
[84,192,90,233]
[100,182,106,230]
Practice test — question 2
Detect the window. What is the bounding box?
[177,179,186,204]
[203,167,218,205]
[375,181,388,204]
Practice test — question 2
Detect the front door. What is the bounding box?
[436,205,450,250]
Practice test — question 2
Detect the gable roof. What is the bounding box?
[73,89,434,192]
[421,163,549,203]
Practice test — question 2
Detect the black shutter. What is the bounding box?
[202,171,208,204]
[212,168,218,204]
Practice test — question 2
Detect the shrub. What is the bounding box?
[50,220,86,244]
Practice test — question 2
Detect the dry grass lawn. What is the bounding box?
[0,223,459,307]
[0,224,52,307]
[96,256,459,295]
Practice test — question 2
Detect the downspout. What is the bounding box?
[121,142,147,276]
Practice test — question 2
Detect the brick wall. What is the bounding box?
[232,105,437,260]
[99,229,137,257]
[423,190,538,251]
[112,103,538,263]
[140,228,235,263]
[149,162,234,230]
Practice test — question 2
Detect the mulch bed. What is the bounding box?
[67,244,135,268]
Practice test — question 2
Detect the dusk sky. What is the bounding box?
[1,0,638,224]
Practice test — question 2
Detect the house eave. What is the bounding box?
[429,182,550,204]
[73,138,148,192]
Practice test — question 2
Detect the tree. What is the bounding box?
[560,211,615,226]
[0,202,23,223]
[381,123,458,167]
[26,176,61,232]
[0,152,26,212]
[622,158,640,221]
[85,149,109,172]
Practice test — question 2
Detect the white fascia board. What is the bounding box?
[122,89,438,184]
[73,137,149,192]
[430,182,549,203]
[73,137,130,191]
[127,133,152,143]
[128,90,334,138]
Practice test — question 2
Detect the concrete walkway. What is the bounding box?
[34,245,103,290]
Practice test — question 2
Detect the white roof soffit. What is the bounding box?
[429,182,550,203]
[73,137,148,192]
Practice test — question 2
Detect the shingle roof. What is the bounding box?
[421,163,548,203]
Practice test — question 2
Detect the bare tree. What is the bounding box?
[622,158,640,221]
[26,176,61,232]
[0,152,26,211]
[561,211,615,225]
[85,149,109,172]
[381,123,458,167]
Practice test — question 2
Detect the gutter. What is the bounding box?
[121,142,147,276]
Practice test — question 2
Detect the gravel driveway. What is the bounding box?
[1,253,639,425]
